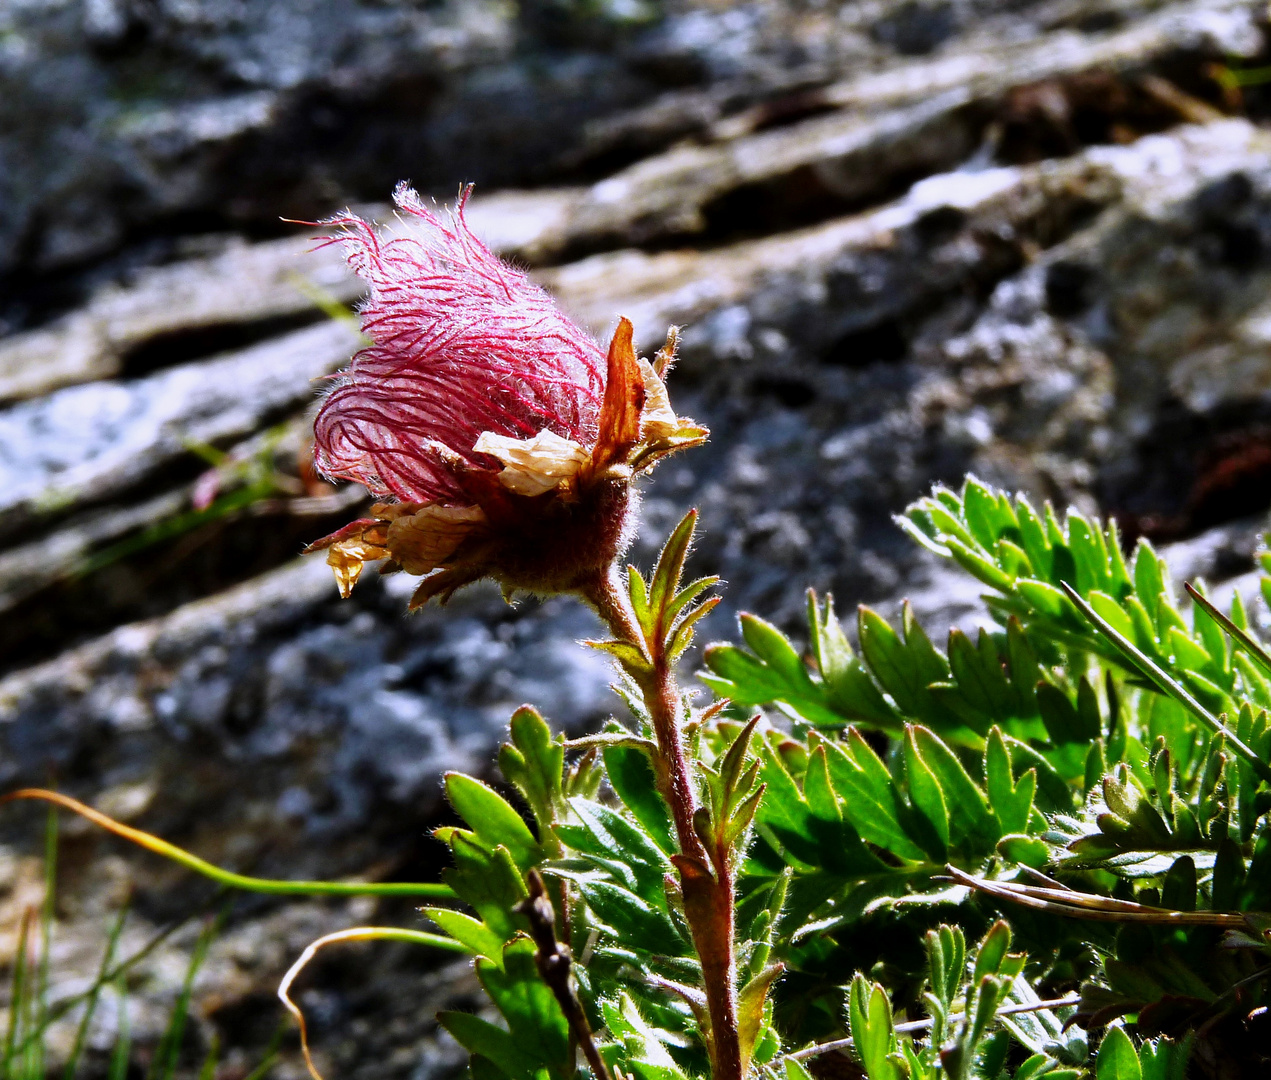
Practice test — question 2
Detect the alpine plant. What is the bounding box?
[12,184,1271,1080]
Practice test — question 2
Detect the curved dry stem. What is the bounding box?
[1,790,457,900]
[785,995,1083,1061]
[947,865,1250,926]
[279,927,465,1080]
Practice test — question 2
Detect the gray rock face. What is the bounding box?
[0,0,933,279]
[6,1,1271,1077]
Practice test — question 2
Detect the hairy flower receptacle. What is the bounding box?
[304,185,706,608]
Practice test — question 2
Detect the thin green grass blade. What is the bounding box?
[33,808,58,1080]
[148,913,224,1080]
[3,910,32,1079]
[239,1023,287,1080]
[12,905,192,1063]
[1061,583,1271,783]
[283,272,367,336]
[63,904,130,1080]
[2,791,455,900]
[196,1032,220,1080]
[107,978,130,1080]
[20,929,38,1080]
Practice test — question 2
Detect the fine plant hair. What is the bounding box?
[11,476,1271,1080]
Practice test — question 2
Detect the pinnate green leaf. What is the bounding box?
[907,724,996,852]
[477,941,572,1080]
[821,731,928,861]
[904,727,950,858]
[439,832,528,940]
[439,1014,534,1080]
[985,727,1036,836]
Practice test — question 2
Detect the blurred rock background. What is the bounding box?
[5,0,1271,1077]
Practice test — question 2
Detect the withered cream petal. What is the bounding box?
[637,357,680,442]
[473,429,591,497]
[386,504,488,574]
[326,537,390,598]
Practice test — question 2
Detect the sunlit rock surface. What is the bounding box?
[5,0,1271,1076]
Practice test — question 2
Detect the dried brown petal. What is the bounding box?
[386,504,488,574]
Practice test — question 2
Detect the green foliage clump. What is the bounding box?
[16,476,1271,1080]
[401,479,1271,1079]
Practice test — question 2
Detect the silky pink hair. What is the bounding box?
[313,184,606,503]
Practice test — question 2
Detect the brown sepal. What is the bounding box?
[302,517,380,555]
[589,316,645,476]
[409,566,484,610]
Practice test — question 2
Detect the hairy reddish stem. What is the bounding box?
[582,564,741,1080]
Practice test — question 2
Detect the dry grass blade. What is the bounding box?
[946,866,1249,927]
[277,927,466,1080]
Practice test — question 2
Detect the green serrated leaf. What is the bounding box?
[908,724,996,852]
[421,908,506,967]
[604,743,676,855]
[477,941,572,1080]
[700,645,790,705]
[947,629,1011,721]
[822,732,928,861]
[445,773,541,871]
[999,733,1074,811]
[470,1053,509,1080]
[1088,591,1134,641]
[1166,626,1213,674]
[904,727,950,858]
[1015,497,1050,578]
[498,707,565,844]
[569,798,673,905]
[439,1014,534,1080]
[803,747,841,824]
[570,878,682,944]
[441,835,528,941]
[1037,682,1085,745]
[997,833,1050,868]
[741,614,815,692]
[1068,513,1109,595]
[963,477,1004,551]
[1134,543,1166,624]
[985,727,1034,835]
[1014,578,1077,623]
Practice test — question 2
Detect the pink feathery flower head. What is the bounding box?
[313,183,606,505]
[306,184,707,609]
